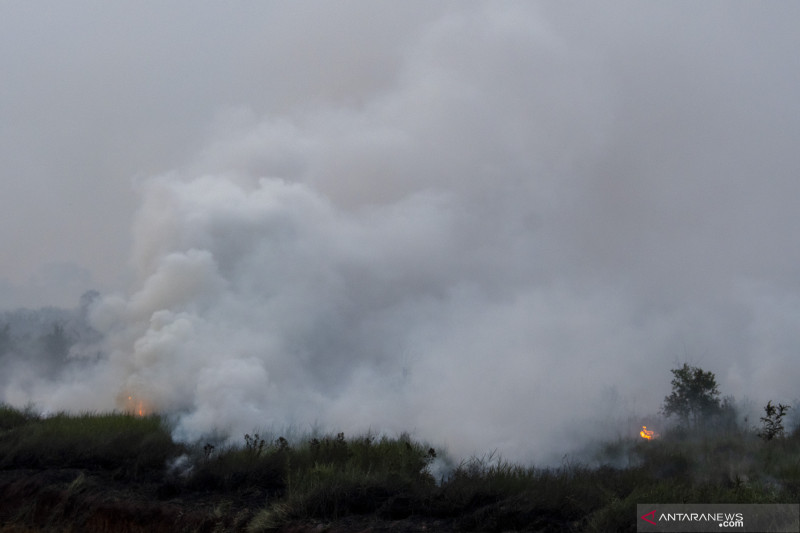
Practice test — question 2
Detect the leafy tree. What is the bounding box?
[757,401,790,441]
[661,363,721,427]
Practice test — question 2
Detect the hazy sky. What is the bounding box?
[2,2,800,461]
[3,2,798,306]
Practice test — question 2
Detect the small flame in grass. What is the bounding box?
[126,395,148,417]
[640,425,659,440]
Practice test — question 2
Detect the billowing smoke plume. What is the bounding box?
[2,3,800,463]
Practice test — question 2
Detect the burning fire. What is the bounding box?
[125,395,149,417]
[640,425,658,440]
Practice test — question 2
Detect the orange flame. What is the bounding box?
[640,425,658,440]
[126,395,149,417]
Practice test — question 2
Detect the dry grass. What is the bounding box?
[1,404,799,532]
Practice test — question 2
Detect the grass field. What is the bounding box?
[1,404,798,532]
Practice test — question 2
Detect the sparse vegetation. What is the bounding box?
[1,402,799,532]
[758,400,791,441]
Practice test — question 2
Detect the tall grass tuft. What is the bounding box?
[0,404,181,478]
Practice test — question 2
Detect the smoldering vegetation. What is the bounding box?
[1,399,799,532]
[2,6,800,530]
[3,3,800,467]
[1,309,798,531]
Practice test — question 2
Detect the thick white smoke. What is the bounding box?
[3,3,800,463]
[95,171,647,460]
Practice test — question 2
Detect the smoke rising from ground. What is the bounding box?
[2,3,800,462]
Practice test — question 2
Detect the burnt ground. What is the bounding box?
[0,469,461,533]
